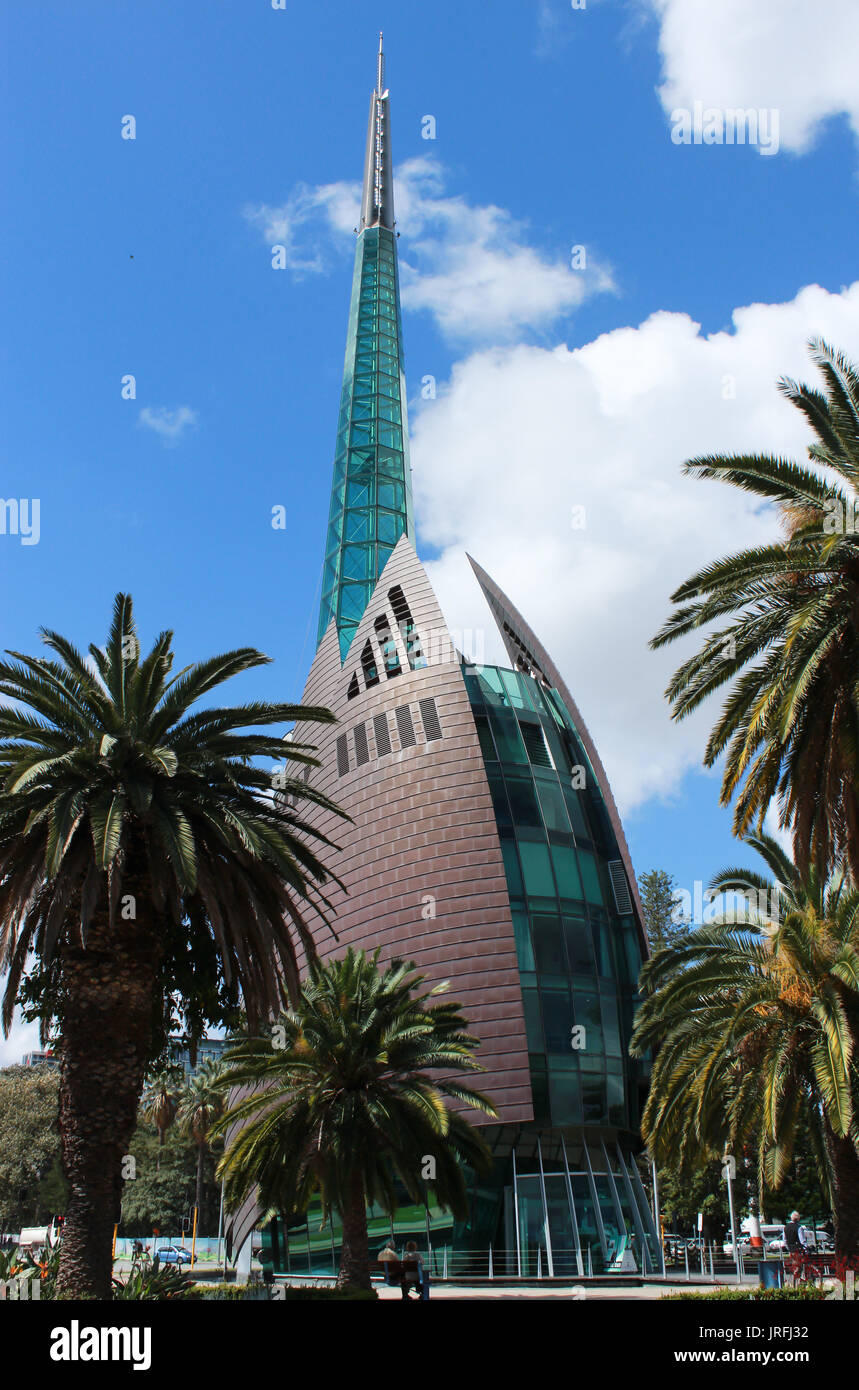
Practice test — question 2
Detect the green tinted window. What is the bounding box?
[573,990,604,1055]
[532,914,565,976]
[600,993,622,1057]
[475,715,497,762]
[582,1070,607,1123]
[488,708,528,764]
[500,837,524,897]
[511,909,535,972]
[563,913,596,977]
[563,787,591,840]
[540,986,574,1053]
[606,1063,626,1125]
[593,915,615,979]
[550,844,583,899]
[535,776,571,834]
[549,1066,583,1125]
[487,772,512,827]
[500,668,530,709]
[578,850,604,904]
[521,987,543,1051]
[518,841,555,896]
[529,1059,550,1124]
[506,775,542,828]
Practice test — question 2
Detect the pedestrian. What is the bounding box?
[784,1211,802,1254]
[400,1240,424,1300]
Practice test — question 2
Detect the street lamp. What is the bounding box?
[722,1153,741,1282]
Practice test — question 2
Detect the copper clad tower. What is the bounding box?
[233,39,656,1276]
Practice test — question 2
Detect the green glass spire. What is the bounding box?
[317,35,415,661]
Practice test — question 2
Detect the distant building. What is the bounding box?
[167,1037,229,1078]
[21,1050,58,1068]
[18,1040,228,1077]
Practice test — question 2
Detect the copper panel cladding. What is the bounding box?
[293,533,534,1122]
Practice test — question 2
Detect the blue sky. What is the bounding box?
[2,0,859,1034]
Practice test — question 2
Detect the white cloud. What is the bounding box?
[411,281,859,814]
[138,405,197,446]
[0,1013,42,1069]
[244,181,361,274]
[644,0,859,154]
[245,157,613,343]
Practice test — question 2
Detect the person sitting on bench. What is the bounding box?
[401,1241,424,1300]
[377,1241,403,1286]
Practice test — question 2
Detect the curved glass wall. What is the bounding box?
[462,662,647,1136]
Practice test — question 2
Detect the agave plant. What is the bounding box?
[112,1263,197,1301]
[0,594,346,1297]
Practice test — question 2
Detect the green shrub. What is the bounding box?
[195,1281,377,1301]
[112,1265,197,1300]
[664,1283,828,1301]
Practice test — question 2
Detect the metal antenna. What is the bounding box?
[377,31,384,94]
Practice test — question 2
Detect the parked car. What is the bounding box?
[759,1225,834,1255]
[155,1245,192,1265]
[723,1238,749,1257]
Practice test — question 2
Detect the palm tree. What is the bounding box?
[141,1069,181,1170]
[651,341,859,883]
[631,832,859,1254]
[213,948,498,1290]
[177,1059,224,1226]
[0,594,345,1298]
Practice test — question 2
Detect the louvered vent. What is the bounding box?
[373,712,392,756]
[608,860,633,915]
[520,720,552,768]
[419,697,443,742]
[336,735,349,777]
[354,723,370,766]
[395,704,416,749]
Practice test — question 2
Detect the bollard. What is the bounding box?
[685,1245,690,1281]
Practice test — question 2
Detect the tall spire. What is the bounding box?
[360,32,395,232]
[316,38,414,660]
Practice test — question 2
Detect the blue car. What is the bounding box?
[155,1245,192,1265]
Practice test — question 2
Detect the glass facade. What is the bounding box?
[317,225,414,660]
[260,662,657,1279]
[261,1136,659,1279]
[463,662,646,1136]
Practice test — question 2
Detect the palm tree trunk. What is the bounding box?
[195,1143,205,1227]
[337,1170,371,1291]
[825,1121,859,1257]
[55,907,159,1299]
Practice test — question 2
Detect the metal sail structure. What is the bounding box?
[317,33,415,661]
